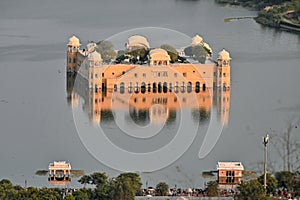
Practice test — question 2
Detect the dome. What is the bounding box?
[149,48,170,61]
[68,35,81,47]
[127,35,150,50]
[191,34,203,46]
[218,49,231,60]
[150,48,169,56]
[88,51,102,62]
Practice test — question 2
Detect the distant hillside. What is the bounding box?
[216,0,300,32]
[215,0,291,10]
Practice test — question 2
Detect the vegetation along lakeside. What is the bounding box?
[1,169,300,199]
[216,0,300,32]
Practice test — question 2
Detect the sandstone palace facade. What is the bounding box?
[66,34,231,125]
[66,35,231,93]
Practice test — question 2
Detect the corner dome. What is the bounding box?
[218,49,231,60]
[127,35,150,50]
[149,48,171,61]
[191,34,203,46]
[88,51,102,62]
[68,35,81,47]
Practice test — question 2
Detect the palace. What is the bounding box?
[66,34,231,125]
[66,34,231,92]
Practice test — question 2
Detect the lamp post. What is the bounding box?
[263,134,269,190]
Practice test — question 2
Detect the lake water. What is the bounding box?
[0,0,299,189]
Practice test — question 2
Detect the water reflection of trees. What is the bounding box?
[128,107,150,126]
[100,110,114,122]
[166,109,177,124]
[192,108,210,123]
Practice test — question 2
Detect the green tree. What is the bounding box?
[96,40,117,63]
[94,183,110,200]
[90,172,108,186]
[0,179,18,200]
[258,173,278,195]
[295,0,300,16]
[192,45,207,63]
[205,180,219,197]
[275,171,295,191]
[160,44,178,63]
[80,172,110,200]
[110,173,142,200]
[73,189,89,200]
[184,45,207,63]
[65,194,75,200]
[243,170,258,181]
[155,182,169,196]
[238,179,266,200]
[78,175,91,188]
[127,47,149,63]
[0,179,13,190]
[184,46,193,56]
[38,187,61,200]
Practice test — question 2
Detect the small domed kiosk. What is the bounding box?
[149,48,171,66]
[191,34,203,47]
[67,35,81,73]
[216,49,231,89]
[126,35,150,50]
[68,35,81,49]
[218,49,231,63]
[48,161,71,186]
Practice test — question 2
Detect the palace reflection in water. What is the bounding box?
[66,34,231,127]
[66,74,230,127]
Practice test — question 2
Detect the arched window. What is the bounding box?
[158,82,162,93]
[187,82,192,93]
[141,82,146,94]
[95,84,98,93]
[195,81,200,93]
[169,83,172,92]
[152,82,157,93]
[128,82,133,93]
[174,82,179,93]
[120,82,125,94]
[203,84,206,91]
[134,82,139,93]
[181,82,185,93]
[163,82,168,93]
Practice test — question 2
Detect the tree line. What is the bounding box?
[0,172,142,200]
[2,170,300,199]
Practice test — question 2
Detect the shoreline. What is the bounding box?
[216,0,300,34]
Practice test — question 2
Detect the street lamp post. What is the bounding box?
[263,134,269,190]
